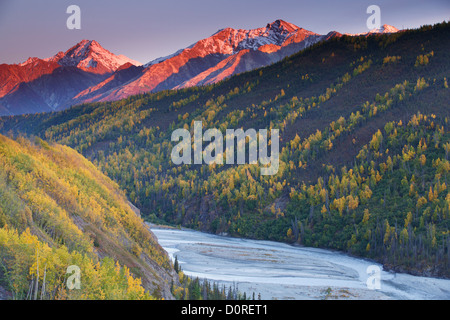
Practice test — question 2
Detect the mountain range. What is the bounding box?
[0,20,399,116]
[1,21,449,280]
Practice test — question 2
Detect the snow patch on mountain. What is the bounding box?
[38,40,142,73]
[144,47,192,67]
[345,24,400,36]
[144,20,319,66]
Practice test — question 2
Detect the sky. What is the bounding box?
[0,0,449,65]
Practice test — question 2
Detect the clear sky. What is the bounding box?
[0,0,449,65]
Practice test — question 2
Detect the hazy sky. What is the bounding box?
[0,0,449,65]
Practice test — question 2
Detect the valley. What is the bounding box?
[0,19,449,300]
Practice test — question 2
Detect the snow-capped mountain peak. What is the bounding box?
[214,19,313,53]
[147,19,317,65]
[345,24,400,36]
[266,19,301,34]
[369,24,400,34]
[144,20,304,66]
[44,39,141,74]
[18,57,44,67]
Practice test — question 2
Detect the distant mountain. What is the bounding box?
[74,20,340,103]
[0,20,399,116]
[345,24,400,36]
[44,39,142,74]
[0,40,141,115]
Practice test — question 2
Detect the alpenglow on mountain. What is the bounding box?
[0,20,399,116]
[0,40,141,115]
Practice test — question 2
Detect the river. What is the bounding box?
[150,226,450,300]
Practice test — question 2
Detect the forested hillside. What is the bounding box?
[1,22,449,277]
[0,134,176,299]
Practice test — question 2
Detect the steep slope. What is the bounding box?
[72,63,145,104]
[0,134,176,299]
[2,22,448,277]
